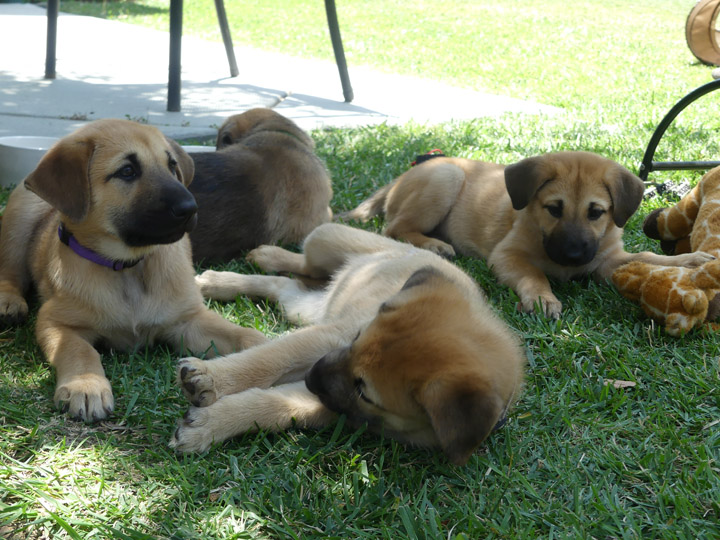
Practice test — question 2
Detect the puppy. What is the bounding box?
[188,108,333,263]
[0,119,266,422]
[342,151,713,317]
[171,223,526,465]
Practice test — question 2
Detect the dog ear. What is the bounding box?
[604,166,645,227]
[165,137,195,187]
[400,266,445,291]
[24,137,94,222]
[418,378,502,465]
[504,156,554,210]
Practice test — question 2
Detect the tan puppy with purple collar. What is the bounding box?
[0,119,265,422]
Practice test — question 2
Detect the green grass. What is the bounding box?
[3,1,720,538]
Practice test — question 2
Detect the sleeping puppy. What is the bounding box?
[188,108,333,263]
[171,223,526,465]
[0,119,266,422]
[341,151,713,317]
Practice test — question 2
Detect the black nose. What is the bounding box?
[171,197,198,221]
[305,356,327,397]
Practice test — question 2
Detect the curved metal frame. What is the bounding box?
[639,78,720,181]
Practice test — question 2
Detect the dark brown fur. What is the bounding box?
[189,108,333,263]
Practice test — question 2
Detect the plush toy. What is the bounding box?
[612,165,720,336]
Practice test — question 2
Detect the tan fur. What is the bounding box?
[171,224,526,465]
[0,119,266,422]
[342,151,713,317]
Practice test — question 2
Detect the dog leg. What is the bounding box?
[381,163,464,258]
[489,247,562,318]
[595,250,716,280]
[168,308,267,358]
[196,270,304,302]
[248,223,415,277]
[35,308,113,421]
[170,381,337,453]
[177,324,347,406]
[0,189,46,325]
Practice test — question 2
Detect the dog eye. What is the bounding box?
[116,164,137,181]
[354,377,374,405]
[545,203,563,218]
[168,158,178,176]
[588,207,605,220]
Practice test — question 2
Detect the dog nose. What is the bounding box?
[171,197,198,221]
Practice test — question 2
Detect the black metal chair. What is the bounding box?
[44,0,354,113]
[638,78,720,183]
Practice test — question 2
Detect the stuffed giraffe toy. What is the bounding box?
[611,165,720,336]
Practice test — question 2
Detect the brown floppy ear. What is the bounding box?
[24,137,94,222]
[165,137,195,187]
[504,155,555,210]
[418,378,502,465]
[604,165,645,227]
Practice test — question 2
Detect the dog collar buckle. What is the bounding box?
[58,224,142,271]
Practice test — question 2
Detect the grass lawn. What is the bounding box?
[2,0,720,538]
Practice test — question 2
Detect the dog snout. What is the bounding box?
[543,224,598,267]
[305,347,354,411]
[169,195,199,233]
[171,197,198,221]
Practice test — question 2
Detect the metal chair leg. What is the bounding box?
[167,0,183,112]
[45,0,59,80]
[324,0,353,102]
[214,0,239,78]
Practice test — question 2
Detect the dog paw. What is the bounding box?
[195,270,222,296]
[0,291,28,327]
[420,239,456,258]
[679,251,715,267]
[177,357,218,407]
[246,245,287,272]
[518,294,562,319]
[54,374,114,422]
[170,407,216,453]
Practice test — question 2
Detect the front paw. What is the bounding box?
[0,291,28,327]
[518,294,562,319]
[170,407,216,453]
[177,357,218,407]
[194,269,233,299]
[54,373,114,422]
[246,245,286,272]
[420,239,456,258]
[678,251,715,267]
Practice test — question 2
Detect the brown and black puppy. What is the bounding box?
[342,151,713,317]
[171,224,526,465]
[0,119,266,422]
[188,108,333,263]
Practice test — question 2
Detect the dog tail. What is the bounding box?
[337,182,393,223]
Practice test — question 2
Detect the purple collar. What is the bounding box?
[58,224,142,271]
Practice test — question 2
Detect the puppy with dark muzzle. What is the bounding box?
[188,108,333,263]
[0,119,266,422]
[171,224,526,465]
[342,151,713,317]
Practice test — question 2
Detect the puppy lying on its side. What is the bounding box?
[171,224,526,465]
[0,119,266,422]
[342,151,713,318]
[188,108,333,263]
